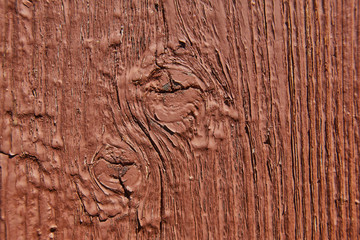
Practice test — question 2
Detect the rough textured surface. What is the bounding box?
[0,0,359,239]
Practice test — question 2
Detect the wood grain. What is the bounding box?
[0,0,359,239]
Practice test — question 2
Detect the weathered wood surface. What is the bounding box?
[0,0,359,239]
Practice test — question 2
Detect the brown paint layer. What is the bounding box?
[0,0,359,239]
